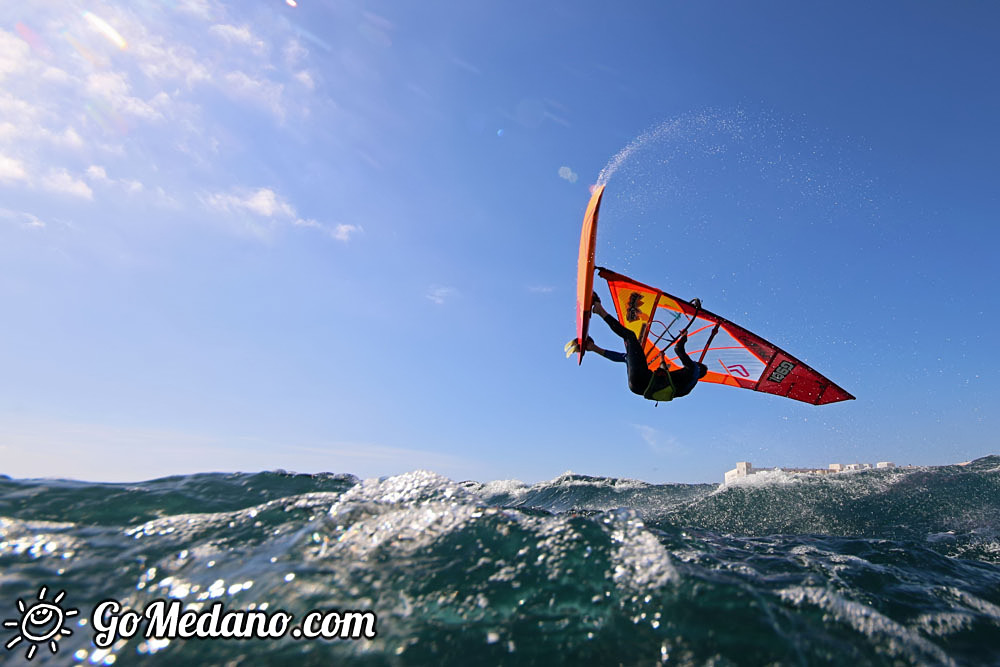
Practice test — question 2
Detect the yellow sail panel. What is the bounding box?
[608,282,659,340]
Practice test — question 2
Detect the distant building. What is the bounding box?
[724,460,895,484]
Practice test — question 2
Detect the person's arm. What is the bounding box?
[674,333,697,369]
[587,339,626,363]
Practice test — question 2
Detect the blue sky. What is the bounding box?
[1,1,996,483]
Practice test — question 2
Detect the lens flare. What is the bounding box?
[83,11,128,50]
[15,23,51,56]
[64,33,104,66]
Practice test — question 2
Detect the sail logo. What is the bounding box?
[626,292,644,321]
[768,360,795,383]
[727,364,750,378]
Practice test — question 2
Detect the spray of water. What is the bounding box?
[597,116,687,186]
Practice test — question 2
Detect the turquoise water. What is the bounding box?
[1,457,998,665]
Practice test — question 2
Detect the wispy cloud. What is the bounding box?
[451,56,481,75]
[210,24,268,54]
[0,4,378,250]
[426,286,457,305]
[0,208,47,229]
[175,0,214,21]
[224,71,286,120]
[332,223,361,242]
[207,187,296,218]
[86,71,164,121]
[42,168,93,199]
[284,39,308,66]
[133,38,211,86]
[58,127,84,148]
[86,164,144,193]
[205,186,349,241]
[0,153,28,182]
[294,70,315,90]
[527,285,555,294]
[632,424,683,456]
[85,165,109,182]
[0,29,29,80]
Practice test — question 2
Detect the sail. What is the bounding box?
[598,268,855,405]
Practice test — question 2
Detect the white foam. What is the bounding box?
[604,510,677,591]
[779,586,955,665]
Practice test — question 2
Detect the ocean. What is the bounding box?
[1,456,998,665]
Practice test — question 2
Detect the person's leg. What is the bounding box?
[593,297,652,393]
[621,334,653,394]
[593,298,635,341]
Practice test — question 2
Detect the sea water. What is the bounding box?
[1,457,998,665]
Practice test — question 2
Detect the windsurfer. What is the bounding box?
[586,293,707,402]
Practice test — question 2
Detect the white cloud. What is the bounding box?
[0,208,47,229]
[0,7,335,242]
[284,39,308,66]
[41,66,72,84]
[224,71,286,120]
[86,165,110,182]
[0,154,28,183]
[41,169,93,199]
[527,285,555,294]
[211,24,268,54]
[207,188,352,242]
[332,223,361,242]
[86,71,163,121]
[246,188,294,217]
[206,187,345,241]
[0,30,30,81]
[295,70,315,90]
[0,119,85,152]
[85,165,145,194]
[426,286,457,305]
[0,93,41,126]
[154,186,178,208]
[207,187,294,217]
[133,40,211,86]
[558,166,579,183]
[86,70,129,98]
[59,127,84,148]
[632,424,683,455]
[176,0,214,20]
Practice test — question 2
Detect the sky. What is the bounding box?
[1,0,997,484]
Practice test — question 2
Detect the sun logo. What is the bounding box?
[3,586,79,661]
[626,292,645,322]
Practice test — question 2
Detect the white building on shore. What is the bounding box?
[724,460,895,485]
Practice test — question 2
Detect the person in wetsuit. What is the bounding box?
[586,293,708,402]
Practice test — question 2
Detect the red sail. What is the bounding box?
[599,268,855,405]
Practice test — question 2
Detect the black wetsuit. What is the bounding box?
[598,312,703,399]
